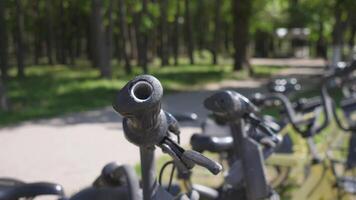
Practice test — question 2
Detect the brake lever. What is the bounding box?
[159,137,222,175]
[245,113,282,145]
[165,111,181,136]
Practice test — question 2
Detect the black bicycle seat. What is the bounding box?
[190,134,233,153]
[337,176,356,194]
[0,178,65,200]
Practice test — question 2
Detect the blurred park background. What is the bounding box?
[0,0,356,194]
[0,0,355,125]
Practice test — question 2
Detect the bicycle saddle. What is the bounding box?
[76,163,141,200]
[190,133,233,153]
[0,178,65,200]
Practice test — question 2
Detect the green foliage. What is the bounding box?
[0,62,283,126]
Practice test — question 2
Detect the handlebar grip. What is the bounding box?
[182,150,222,175]
[204,90,258,118]
[113,75,167,146]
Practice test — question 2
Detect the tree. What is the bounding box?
[173,0,181,66]
[0,78,9,111]
[159,0,169,66]
[133,0,149,73]
[118,0,132,74]
[0,0,9,79]
[91,0,112,77]
[139,0,149,73]
[331,0,349,67]
[212,0,222,64]
[15,0,25,78]
[232,0,252,72]
[184,0,194,65]
[45,0,54,64]
[33,1,41,65]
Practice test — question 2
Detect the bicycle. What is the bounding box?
[71,75,222,200]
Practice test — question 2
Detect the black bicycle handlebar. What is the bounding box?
[203,90,274,199]
[113,75,222,175]
[204,90,259,118]
[251,88,332,138]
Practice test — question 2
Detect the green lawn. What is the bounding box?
[0,63,284,126]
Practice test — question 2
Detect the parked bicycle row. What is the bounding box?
[1,60,355,200]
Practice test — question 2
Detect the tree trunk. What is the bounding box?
[316,21,327,60]
[232,0,252,71]
[196,0,205,55]
[223,22,230,54]
[173,0,181,66]
[0,79,9,111]
[58,0,67,64]
[0,1,9,79]
[141,0,149,73]
[118,0,132,74]
[348,12,356,58]
[159,0,169,66]
[45,0,54,64]
[184,0,194,65]
[33,1,41,65]
[106,0,113,65]
[15,0,25,78]
[91,0,112,77]
[212,0,222,65]
[349,25,355,51]
[134,1,148,73]
[331,0,348,68]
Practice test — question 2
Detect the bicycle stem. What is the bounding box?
[114,75,222,200]
[113,75,166,200]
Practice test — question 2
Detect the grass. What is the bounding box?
[0,62,284,126]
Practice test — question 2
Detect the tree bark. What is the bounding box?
[316,21,327,60]
[106,0,113,68]
[0,78,9,111]
[118,0,132,74]
[331,0,348,67]
[349,25,355,51]
[91,0,112,77]
[0,1,9,79]
[141,0,149,73]
[15,0,25,78]
[196,0,205,54]
[212,0,222,65]
[348,12,356,57]
[45,0,54,64]
[33,1,41,65]
[173,0,181,66]
[184,0,194,65]
[133,1,148,73]
[232,0,252,71]
[224,22,230,54]
[58,0,67,64]
[159,0,169,66]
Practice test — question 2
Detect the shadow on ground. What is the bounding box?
[13,72,322,129]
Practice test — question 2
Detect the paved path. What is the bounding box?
[0,59,325,195]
